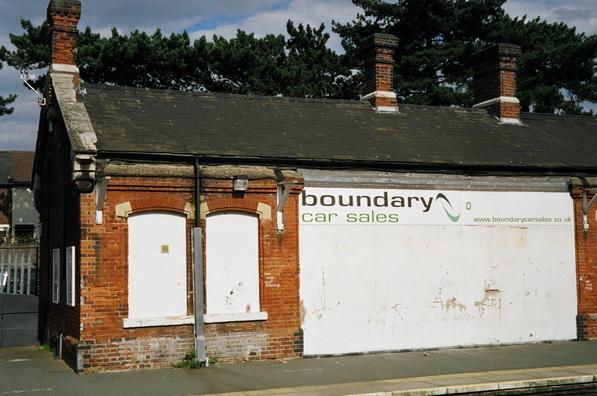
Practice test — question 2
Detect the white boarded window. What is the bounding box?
[127,212,187,323]
[206,212,260,315]
[65,246,75,307]
[52,248,60,304]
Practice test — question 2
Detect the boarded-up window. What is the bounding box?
[206,212,260,314]
[127,212,187,320]
[65,246,75,307]
[52,248,60,304]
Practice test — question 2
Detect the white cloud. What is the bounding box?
[190,0,358,51]
[504,0,597,34]
[1,0,595,150]
[0,98,39,151]
[80,0,288,36]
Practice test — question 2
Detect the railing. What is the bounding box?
[0,247,38,295]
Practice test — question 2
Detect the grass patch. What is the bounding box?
[175,350,212,369]
[40,344,54,353]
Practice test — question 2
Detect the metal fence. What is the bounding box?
[0,247,38,295]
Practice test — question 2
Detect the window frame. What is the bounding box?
[52,248,60,304]
[204,210,267,323]
[124,211,191,328]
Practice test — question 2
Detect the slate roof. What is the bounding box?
[0,151,33,185]
[79,84,597,173]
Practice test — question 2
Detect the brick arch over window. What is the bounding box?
[200,199,272,221]
[115,196,194,220]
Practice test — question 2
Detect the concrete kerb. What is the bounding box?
[199,365,597,396]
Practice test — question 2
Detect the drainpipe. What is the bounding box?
[193,160,206,362]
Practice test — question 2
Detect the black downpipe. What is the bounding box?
[193,160,206,362]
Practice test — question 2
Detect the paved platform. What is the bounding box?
[1,341,597,395]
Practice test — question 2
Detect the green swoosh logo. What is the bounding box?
[436,193,460,223]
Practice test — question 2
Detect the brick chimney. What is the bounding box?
[47,0,81,82]
[471,43,522,124]
[361,33,399,113]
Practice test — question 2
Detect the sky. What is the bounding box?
[0,0,595,151]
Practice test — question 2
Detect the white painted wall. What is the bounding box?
[299,188,577,355]
[206,212,260,314]
[128,212,187,319]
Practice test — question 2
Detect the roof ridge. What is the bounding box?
[80,83,367,106]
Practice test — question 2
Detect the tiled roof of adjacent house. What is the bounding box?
[79,84,597,173]
[0,151,34,185]
[9,151,34,184]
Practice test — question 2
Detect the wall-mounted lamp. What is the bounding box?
[233,175,249,192]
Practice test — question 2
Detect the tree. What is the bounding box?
[0,47,17,116]
[333,0,597,114]
[488,16,597,114]
[1,19,354,100]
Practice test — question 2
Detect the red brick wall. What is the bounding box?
[472,44,521,121]
[202,177,304,362]
[362,34,399,109]
[72,172,303,372]
[48,0,81,66]
[572,187,597,339]
[78,176,195,372]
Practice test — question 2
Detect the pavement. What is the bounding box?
[1,341,597,395]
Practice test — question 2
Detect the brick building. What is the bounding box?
[33,0,597,372]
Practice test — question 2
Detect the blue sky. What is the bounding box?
[0,0,595,151]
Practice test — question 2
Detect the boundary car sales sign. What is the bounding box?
[299,188,573,227]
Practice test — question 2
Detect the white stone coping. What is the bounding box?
[123,312,268,328]
[499,117,524,125]
[361,90,397,100]
[49,63,80,74]
[472,95,520,108]
[123,315,194,328]
[204,312,268,323]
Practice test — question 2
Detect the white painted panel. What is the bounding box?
[128,212,187,319]
[206,212,260,314]
[65,246,75,306]
[300,188,577,355]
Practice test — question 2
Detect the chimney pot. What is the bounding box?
[471,43,522,124]
[361,33,399,112]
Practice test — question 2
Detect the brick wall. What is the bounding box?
[471,43,521,121]
[362,33,399,109]
[202,177,304,362]
[38,117,82,369]
[70,171,303,372]
[77,175,195,372]
[48,0,80,66]
[572,187,597,339]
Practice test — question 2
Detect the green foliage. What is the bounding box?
[0,48,16,115]
[175,350,207,369]
[487,17,597,114]
[0,92,16,116]
[2,4,595,114]
[1,19,354,100]
[334,0,597,114]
